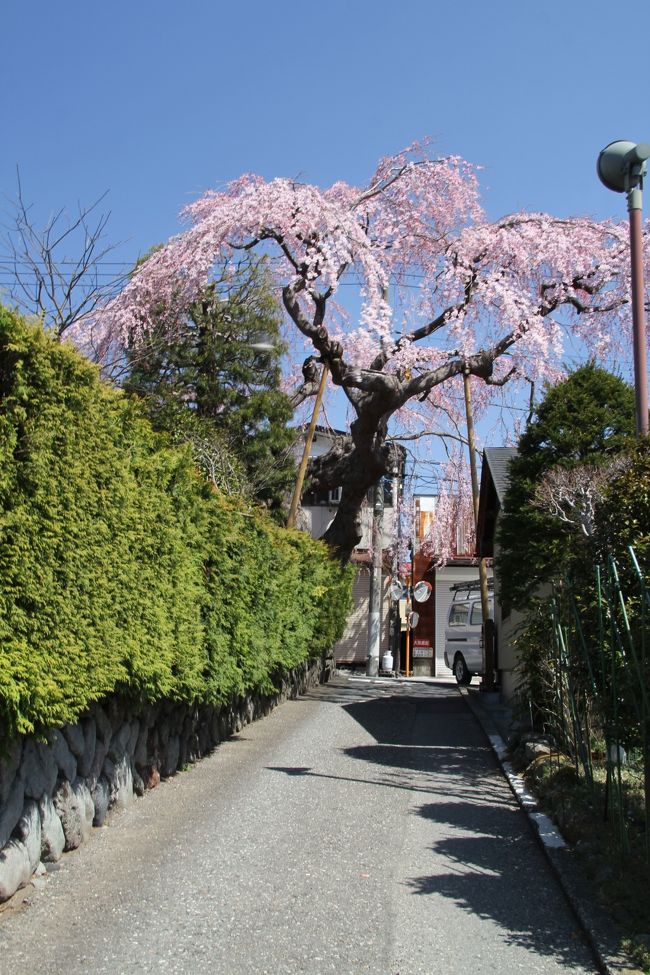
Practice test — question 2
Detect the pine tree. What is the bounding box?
[124,258,296,517]
[497,363,636,609]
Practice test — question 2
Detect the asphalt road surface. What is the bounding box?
[0,676,598,974]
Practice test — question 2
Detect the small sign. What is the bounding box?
[413,646,433,658]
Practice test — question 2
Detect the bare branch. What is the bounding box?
[0,173,126,337]
[389,429,469,447]
[533,459,630,538]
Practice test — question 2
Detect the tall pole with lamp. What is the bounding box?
[597,141,650,437]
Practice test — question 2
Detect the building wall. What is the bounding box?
[492,522,532,703]
[493,600,524,702]
[300,503,397,550]
[332,568,391,667]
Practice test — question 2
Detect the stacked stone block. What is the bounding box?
[0,659,324,901]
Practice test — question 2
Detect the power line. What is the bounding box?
[0,256,430,282]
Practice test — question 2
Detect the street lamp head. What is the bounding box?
[597,140,650,193]
[597,142,650,437]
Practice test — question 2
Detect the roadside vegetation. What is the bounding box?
[0,306,352,741]
[498,366,650,969]
[520,747,650,971]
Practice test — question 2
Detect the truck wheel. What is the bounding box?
[454,654,472,686]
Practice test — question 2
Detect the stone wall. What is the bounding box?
[0,657,328,902]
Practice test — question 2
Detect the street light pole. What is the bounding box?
[404,541,415,677]
[597,140,650,437]
[628,196,649,437]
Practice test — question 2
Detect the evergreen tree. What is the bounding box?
[497,363,636,609]
[596,438,650,572]
[124,258,296,517]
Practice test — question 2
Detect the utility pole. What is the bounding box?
[404,541,415,677]
[391,469,403,675]
[366,476,384,676]
[463,367,496,692]
[366,286,389,677]
[286,364,329,529]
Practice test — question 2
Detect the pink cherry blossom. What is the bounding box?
[78,142,643,561]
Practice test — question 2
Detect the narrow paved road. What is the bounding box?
[0,677,597,974]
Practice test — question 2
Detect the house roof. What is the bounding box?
[483,447,518,505]
[304,424,347,438]
[475,447,518,558]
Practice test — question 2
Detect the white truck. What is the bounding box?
[443,581,494,685]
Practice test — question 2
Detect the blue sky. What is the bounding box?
[3,0,648,259]
[1,0,648,488]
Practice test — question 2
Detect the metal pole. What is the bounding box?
[392,471,402,675]
[404,541,414,677]
[287,364,329,529]
[367,283,389,675]
[463,368,496,691]
[366,478,384,676]
[627,192,649,437]
[597,142,650,438]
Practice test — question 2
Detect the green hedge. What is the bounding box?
[0,308,353,739]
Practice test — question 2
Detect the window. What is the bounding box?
[448,602,469,626]
[470,603,483,626]
[365,476,395,506]
[304,486,341,506]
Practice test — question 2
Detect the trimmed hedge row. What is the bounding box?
[0,308,353,740]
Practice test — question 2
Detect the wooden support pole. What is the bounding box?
[287,364,329,529]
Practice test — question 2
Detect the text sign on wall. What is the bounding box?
[413,639,433,659]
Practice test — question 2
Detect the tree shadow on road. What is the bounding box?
[338,684,503,793]
[267,749,505,803]
[404,800,595,970]
[341,743,504,801]
[270,682,507,800]
[336,685,476,742]
[298,680,597,970]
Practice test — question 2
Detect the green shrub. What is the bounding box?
[0,308,352,739]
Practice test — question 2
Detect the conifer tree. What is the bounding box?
[124,258,296,516]
[497,363,636,608]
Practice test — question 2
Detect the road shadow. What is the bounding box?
[338,683,501,789]
[405,822,592,969]
[267,750,504,803]
[299,679,596,970]
[397,792,593,967]
[271,681,504,799]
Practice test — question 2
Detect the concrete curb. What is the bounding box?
[459,685,643,975]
